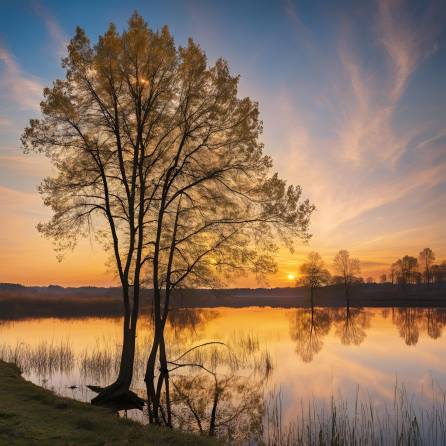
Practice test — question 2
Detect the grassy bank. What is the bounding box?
[0,361,219,446]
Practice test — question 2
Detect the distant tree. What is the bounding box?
[392,256,419,285]
[419,248,435,286]
[432,262,446,284]
[390,261,401,284]
[298,252,331,304]
[333,250,361,301]
[379,273,387,283]
[401,255,419,285]
[330,275,345,285]
[366,276,374,284]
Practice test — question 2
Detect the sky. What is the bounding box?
[0,0,445,287]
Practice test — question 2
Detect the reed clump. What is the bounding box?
[0,340,74,376]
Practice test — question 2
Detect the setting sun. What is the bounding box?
[287,273,296,281]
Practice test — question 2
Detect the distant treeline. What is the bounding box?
[388,248,446,285]
[1,282,446,320]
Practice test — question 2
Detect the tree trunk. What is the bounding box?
[145,327,161,423]
[91,288,140,406]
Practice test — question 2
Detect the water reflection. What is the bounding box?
[289,304,372,362]
[289,306,446,362]
[332,306,371,346]
[289,307,331,362]
[170,372,263,442]
[392,308,446,346]
[1,307,446,444]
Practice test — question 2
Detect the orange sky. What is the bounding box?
[1,0,445,287]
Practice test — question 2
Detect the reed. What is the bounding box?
[264,382,446,446]
[0,340,74,376]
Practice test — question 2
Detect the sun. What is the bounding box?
[287,273,295,281]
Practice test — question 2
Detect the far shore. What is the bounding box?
[1,283,445,320]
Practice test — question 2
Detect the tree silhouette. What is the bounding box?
[298,252,331,304]
[333,250,360,302]
[432,262,446,284]
[22,13,314,415]
[419,248,435,286]
[130,21,314,423]
[391,256,419,285]
[21,14,179,405]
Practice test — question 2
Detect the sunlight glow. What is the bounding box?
[287,273,295,281]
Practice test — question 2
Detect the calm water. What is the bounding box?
[1,307,446,443]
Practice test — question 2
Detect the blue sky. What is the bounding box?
[1,0,445,285]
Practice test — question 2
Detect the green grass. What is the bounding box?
[0,360,220,446]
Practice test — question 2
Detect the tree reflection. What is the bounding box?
[169,372,263,443]
[167,308,218,343]
[392,308,446,346]
[332,306,371,346]
[145,326,267,443]
[289,307,331,362]
[424,309,446,339]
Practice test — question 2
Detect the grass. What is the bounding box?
[264,385,446,446]
[0,360,220,446]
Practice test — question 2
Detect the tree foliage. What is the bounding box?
[22,12,315,415]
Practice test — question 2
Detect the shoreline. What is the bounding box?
[0,360,218,445]
[1,283,445,320]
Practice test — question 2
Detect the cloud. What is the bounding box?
[330,161,446,231]
[261,1,446,283]
[0,185,43,216]
[283,0,315,52]
[0,43,43,110]
[0,153,50,176]
[0,116,13,128]
[31,0,68,57]
[334,0,443,165]
[378,0,441,102]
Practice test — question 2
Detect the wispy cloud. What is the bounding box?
[0,153,50,176]
[264,0,446,281]
[334,0,443,165]
[0,43,43,110]
[31,0,68,57]
[283,0,315,52]
[378,0,441,102]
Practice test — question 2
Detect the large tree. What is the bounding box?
[22,14,179,405]
[22,13,314,418]
[134,37,314,424]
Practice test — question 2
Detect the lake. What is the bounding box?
[1,306,446,444]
